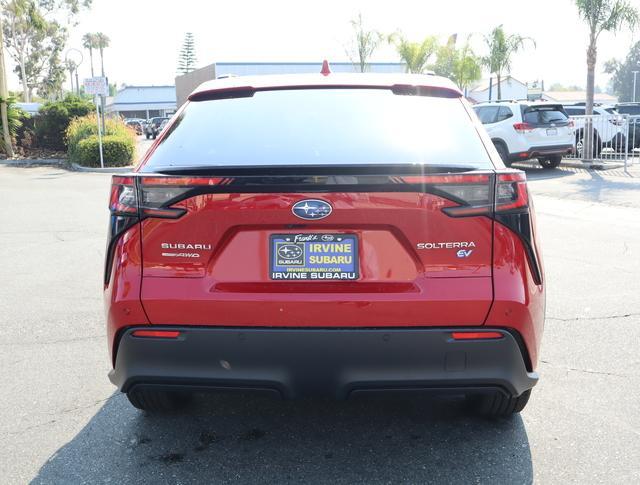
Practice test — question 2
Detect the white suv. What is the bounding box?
[473,101,574,168]
[563,104,625,157]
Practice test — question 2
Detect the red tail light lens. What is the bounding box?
[409,174,492,217]
[109,176,136,214]
[513,122,534,133]
[496,172,528,212]
[137,176,229,219]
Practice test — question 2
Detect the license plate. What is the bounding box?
[270,234,358,281]
[546,128,557,136]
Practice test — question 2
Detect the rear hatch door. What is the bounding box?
[136,86,498,327]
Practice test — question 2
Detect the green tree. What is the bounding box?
[389,33,438,74]
[177,32,197,75]
[345,13,382,73]
[604,42,640,102]
[548,83,584,91]
[432,36,482,92]
[575,0,638,114]
[0,97,27,155]
[1,0,91,102]
[482,25,535,100]
[431,34,458,79]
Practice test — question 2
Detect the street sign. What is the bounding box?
[83,76,107,168]
[83,76,108,96]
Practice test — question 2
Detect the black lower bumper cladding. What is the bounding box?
[110,327,538,399]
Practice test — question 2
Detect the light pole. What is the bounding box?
[65,49,83,95]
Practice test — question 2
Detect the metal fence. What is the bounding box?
[565,113,639,168]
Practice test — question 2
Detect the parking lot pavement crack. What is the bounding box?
[0,334,105,347]
[540,360,628,378]
[6,396,116,436]
[547,312,640,322]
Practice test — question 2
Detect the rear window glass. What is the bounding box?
[142,88,492,171]
[474,106,499,124]
[617,105,640,115]
[523,107,568,125]
[565,107,585,116]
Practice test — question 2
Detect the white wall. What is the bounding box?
[471,79,528,102]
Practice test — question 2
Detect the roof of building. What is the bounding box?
[542,90,618,103]
[469,76,527,93]
[112,85,176,105]
[190,73,461,100]
[15,102,42,114]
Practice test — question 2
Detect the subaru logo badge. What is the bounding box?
[292,199,332,220]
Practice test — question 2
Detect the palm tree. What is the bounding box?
[82,33,97,77]
[575,1,638,118]
[94,32,110,77]
[482,26,534,100]
[389,34,438,74]
[346,13,382,72]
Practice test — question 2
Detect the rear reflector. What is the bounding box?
[132,330,181,339]
[451,332,503,340]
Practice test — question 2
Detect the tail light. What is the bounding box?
[105,175,226,284]
[513,122,534,133]
[439,171,542,285]
[568,119,575,128]
[137,176,226,218]
[105,176,139,285]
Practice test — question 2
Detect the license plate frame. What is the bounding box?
[269,233,359,281]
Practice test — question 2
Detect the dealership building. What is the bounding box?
[106,85,177,120]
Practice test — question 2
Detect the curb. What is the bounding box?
[0,158,66,167]
[70,162,134,174]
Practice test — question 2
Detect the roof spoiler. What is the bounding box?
[188,84,462,102]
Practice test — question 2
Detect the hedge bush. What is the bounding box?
[71,135,135,167]
[67,114,137,167]
[35,94,94,150]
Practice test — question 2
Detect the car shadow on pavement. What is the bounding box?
[511,162,579,181]
[32,391,532,484]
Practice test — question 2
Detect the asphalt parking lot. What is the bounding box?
[1,162,639,484]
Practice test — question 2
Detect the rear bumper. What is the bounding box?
[510,144,574,161]
[109,327,538,399]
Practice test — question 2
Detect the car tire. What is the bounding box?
[538,155,562,169]
[493,142,512,167]
[145,134,150,139]
[575,131,602,158]
[473,389,531,418]
[126,388,192,412]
